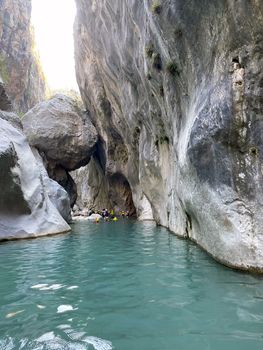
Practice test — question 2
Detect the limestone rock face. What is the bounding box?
[0,0,46,113]
[74,0,263,271]
[22,94,98,205]
[71,156,112,211]
[0,113,70,240]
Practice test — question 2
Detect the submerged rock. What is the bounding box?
[0,113,70,240]
[74,0,263,271]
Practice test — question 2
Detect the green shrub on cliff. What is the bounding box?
[145,44,154,58]
[166,61,179,76]
[151,1,162,14]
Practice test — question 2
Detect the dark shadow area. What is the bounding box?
[108,173,136,217]
[0,147,31,215]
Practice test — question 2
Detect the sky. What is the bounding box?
[31,0,78,91]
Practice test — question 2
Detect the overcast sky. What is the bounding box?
[31,0,78,91]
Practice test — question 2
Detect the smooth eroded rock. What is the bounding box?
[32,149,72,223]
[0,114,70,240]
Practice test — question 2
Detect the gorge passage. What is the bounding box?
[0,0,263,272]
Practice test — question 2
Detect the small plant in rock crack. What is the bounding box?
[166,61,179,76]
[145,44,154,58]
[151,1,162,14]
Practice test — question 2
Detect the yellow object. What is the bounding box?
[112,217,118,221]
[95,218,100,223]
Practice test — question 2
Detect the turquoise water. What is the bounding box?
[0,220,263,350]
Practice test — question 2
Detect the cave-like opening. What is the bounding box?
[108,173,136,217]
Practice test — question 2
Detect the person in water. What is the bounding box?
[95,217,100,224]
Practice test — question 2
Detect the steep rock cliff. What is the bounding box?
[74,0,263,271]
[0,0,46,113]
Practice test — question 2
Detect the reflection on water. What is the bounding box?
[0,220,263,350]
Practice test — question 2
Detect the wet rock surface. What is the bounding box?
[74,0,263,271]
[0,112,70,240]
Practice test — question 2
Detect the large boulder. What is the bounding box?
[22,94,99,207]
[0,114,70,240]
[22,94,98,171]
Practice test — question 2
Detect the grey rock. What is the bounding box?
[0,0,46,113]
[47,161,77,208]
[46,178,72,223]
[0,114,70,240]
[71,155,136,215]
[22,94,98,171]
[0,110,23,131]
[71,156,111,211]
[0,80,11,111]
[74,0,263,271]
[32,149,72,223]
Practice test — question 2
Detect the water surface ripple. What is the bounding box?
[0,221,263,349]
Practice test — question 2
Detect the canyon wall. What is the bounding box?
[0,0,46,113]
[74,0,263,271]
